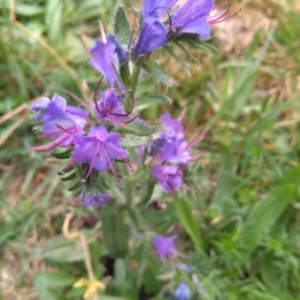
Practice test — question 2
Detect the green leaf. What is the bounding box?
[142,60,174,86]
[174,198,204,250]
[45,0,62,42]
[121,137,150,148]
[102,207,130,258]
[34,272,75,300]
[236,184,295,260]
[114,6,131,46]
[163,45,190,76]
[116,122,164,137]
[40,235,85,263]
[213,143,236,213]
[135,94,172,110]
[15,4,43,16]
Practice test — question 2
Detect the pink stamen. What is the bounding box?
[84,143,99,181]
[211,0,228,11]
[94,77,105,114]
[32,133,70,152]
[64,89,86,106]
[208,3,232,23]
[79,35,93,59]
[105,143,133,171]
[168,1,193,30]
[56,124,78,135]
[124,109,144,124]
[208,8,241,24]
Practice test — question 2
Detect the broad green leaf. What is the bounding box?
[40,232,96,263]
[34,272,75,300]
[114,6,131,46]
[236,184,295,260]
[102,207,129,258]
[116,122,164,137]
[142,60,174,86]
[174,198,204,250]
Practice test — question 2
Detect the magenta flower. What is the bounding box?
[152,235,178,260]
[82,193,110,207]
[30,94,88,152]
[152,165,182,193]
[63,125,131,182]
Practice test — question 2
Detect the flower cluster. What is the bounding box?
[88,0,238,86]
[31,88,137,205]
[145,113,203,193]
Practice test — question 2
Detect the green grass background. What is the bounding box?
[1,0,300,299]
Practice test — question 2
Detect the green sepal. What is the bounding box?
[114,6,131,46]
[119,62,131,86]
[60,172,77,182]
[67,181,82,192]
[52,148,73,159]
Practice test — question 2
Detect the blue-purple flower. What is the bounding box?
[31,94,88,152]
[152,113,192,164]
[89,38,117,88]
[174,282,190,300]
[134,17,168,58]
[170,0,214,40]
[152,165,182,192]
[135,0,237,58]
[152,235,177,260]
[82,193,110,207]
[94,88,126,124]
[64,125,131,182]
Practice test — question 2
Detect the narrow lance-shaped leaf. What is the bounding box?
[174,198,204,250]
[236,184,295,261]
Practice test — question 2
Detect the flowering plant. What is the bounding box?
[30,0,238,299]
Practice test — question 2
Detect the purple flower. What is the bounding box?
[143,0,177,18]
[94,88,126,123]
[152,235,177,260]
[170,0,214,40]
[107,34,130,66]
[134,17,168,58]
[174,282,190,300]
[152,165,182,193]
[135,0,238,58]
[153,114,192,164]
[64,125,131,182]
[89,39,118,87]
[31,94,88,152]
[82,193,110,207]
